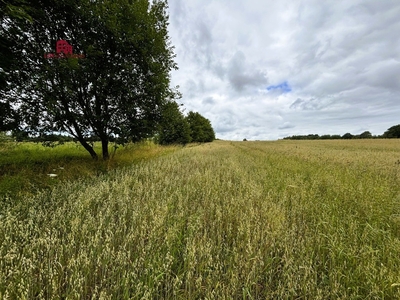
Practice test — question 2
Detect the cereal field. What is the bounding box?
[1,140,400,299]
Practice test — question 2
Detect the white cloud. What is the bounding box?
[168,0,400,140]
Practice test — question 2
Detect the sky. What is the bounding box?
[167,0,400,140]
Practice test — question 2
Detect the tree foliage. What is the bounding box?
[1,0,178,159]
[341,133,353,139]
[0,101,19,131]
[186,111,215,143]
[0,0,32,89]
[383,124,400,138]
[359,131,372,139]
[157,101,191,145]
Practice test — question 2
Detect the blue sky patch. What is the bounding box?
[267,81,292,93]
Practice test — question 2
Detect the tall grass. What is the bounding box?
[1,140,400,298]
[0,140,177,198]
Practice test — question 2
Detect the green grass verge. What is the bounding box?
[0,140,178,198]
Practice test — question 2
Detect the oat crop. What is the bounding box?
[1,140,400,298]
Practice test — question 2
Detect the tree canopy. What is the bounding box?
[186,111,215,143]
[383,124,400,138]
[157,101,191,145]
[1,0,178,159]
[359,131,372,139]
[0,0,32,89]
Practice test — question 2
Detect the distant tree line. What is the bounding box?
[283,125,400,140]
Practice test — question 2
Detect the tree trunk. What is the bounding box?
[78,138,98,160]
[101,139,109,160]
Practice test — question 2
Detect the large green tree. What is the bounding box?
[186,111,215,143]
[1,0,178,159]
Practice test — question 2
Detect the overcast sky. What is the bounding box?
[167,0,400,140]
